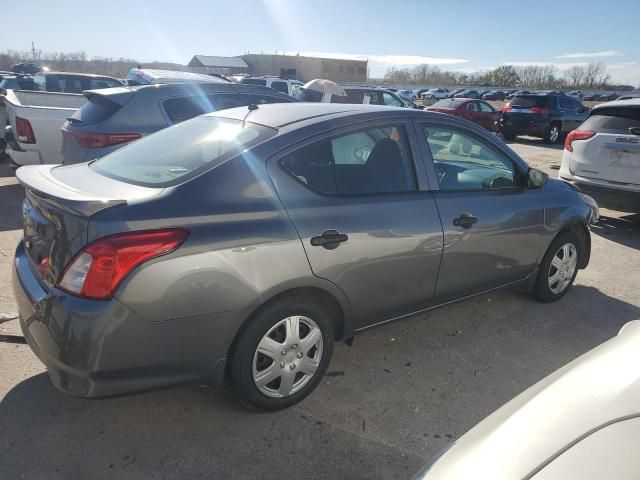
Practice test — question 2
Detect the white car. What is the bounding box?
[240,76,303,97]
[559,98,640,213]
[415,320,640,480]
[397,89,417,101]
[421,88,449,100]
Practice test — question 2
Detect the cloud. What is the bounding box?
[283,51,468,67]
[555,50,623,59]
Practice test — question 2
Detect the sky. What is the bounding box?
[2,0,639,85]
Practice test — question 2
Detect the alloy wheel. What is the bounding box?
[549,125,560,143]
[548,243,577,294]
[252,316,323,398]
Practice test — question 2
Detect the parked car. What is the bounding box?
[295,85,410,108]
[61,82,298,164]
[616,92,640,101]
[0,76,39,148]
[4,90,87,165]
[421,88,449,100]
[240,76,304,97]
[426,98,500,132]
[12,63,42,75]
[566,90,584,100]
[415,320,640,480]
[583,93,601,101]
[501,93,589,143]
[126,68,227,86]
[33,72,123,93]
[13,103,596,411]
[453,90,481,99]
[599,92,619,102]
[447,88,466,98]
[482,90,505,101]
[397,89,417,101]
[559,98,640,213]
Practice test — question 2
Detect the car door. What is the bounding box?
[478,101,499,132]
[267,119,444,327]
[416,120,544,301]
[463,101,480,123]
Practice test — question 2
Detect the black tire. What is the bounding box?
[502,130,517,140]
[543,123,561,144]
[533,231,581,302]
[228,294,334,411]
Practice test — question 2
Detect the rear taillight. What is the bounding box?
[57,228,189,300]
[70,131,141,148]
[501,105,512,112]
[564,130,595,152]
[530,107,548,114]
[16,116,36,143]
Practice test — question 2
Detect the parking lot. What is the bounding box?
[1,140,639,479]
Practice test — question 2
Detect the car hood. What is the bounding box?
[419,320,640,480]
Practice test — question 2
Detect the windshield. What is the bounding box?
[431,99,464,108]
[90,116,275,187]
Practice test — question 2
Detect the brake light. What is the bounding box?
[501,105,512,112]
[530,107,548,114]
[57,228,189,300]
[70,131,141,148]
[16,116,36,143]
[564,130,595,152]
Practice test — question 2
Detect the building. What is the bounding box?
[187,55,249,75]
[241,54,367,83]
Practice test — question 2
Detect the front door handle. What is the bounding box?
[310,230,349,249]
[453,213,478,229]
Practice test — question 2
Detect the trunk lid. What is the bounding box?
[17,164,162,289]
[570,106,640,185]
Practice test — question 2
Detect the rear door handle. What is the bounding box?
[310,230,349,249]
[453,213,478,229]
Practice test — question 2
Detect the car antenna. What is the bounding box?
[242,104,259,128]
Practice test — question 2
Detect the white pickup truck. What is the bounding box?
[3,90,86,165]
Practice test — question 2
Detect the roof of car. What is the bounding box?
[36,72,116,79]
[206,102,406,128]
[592,98,640,110]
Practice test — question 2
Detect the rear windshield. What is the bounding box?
[509,96,548,108]
[90,116,275,187]
[71,95,121,125]
[241,78,267,87]
[580,109,640,134]
[431,99,464,108]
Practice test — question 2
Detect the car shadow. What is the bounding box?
[1,285,638,479]
[590,214,640,250]
[0,183,24,232]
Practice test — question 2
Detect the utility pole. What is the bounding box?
[31,41,37,62]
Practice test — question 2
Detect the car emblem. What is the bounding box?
[616,137,638,144]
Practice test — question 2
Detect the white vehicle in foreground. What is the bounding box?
[421,88,449,100]
[415,320,640,480]
[559,98,640,213]
[4,90,86,165]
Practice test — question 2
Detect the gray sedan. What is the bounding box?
[13,103,596,410]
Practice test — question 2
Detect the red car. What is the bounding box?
[426,98,500,132]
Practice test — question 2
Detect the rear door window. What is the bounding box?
[213,94,247,110]
[280,125,417,195]
[91,117,275,187]
[383,92,403,107]
[559,97,572,110]
[250,94,295,105]
[479,102,494,113]
[163,94,225,123]
[241,78,267,87]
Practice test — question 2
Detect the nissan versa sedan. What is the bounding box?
[12,103,597,411]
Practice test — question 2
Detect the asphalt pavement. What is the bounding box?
[1,142,639,480]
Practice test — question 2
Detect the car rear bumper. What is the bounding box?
[559,173,640,213]
[501,117,548,137]
[12,241,244,397]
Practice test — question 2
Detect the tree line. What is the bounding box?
[0,50,140,78]
[383,63,633,91]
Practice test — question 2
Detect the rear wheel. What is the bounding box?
[543,123,561,144]
[228,295,334,411]
[533,232,581,302]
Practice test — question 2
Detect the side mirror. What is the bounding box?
[527,168,548,189]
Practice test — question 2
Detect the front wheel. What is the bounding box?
[502,129,517,140]
[533,232,581,302]
[228,295,334,411]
